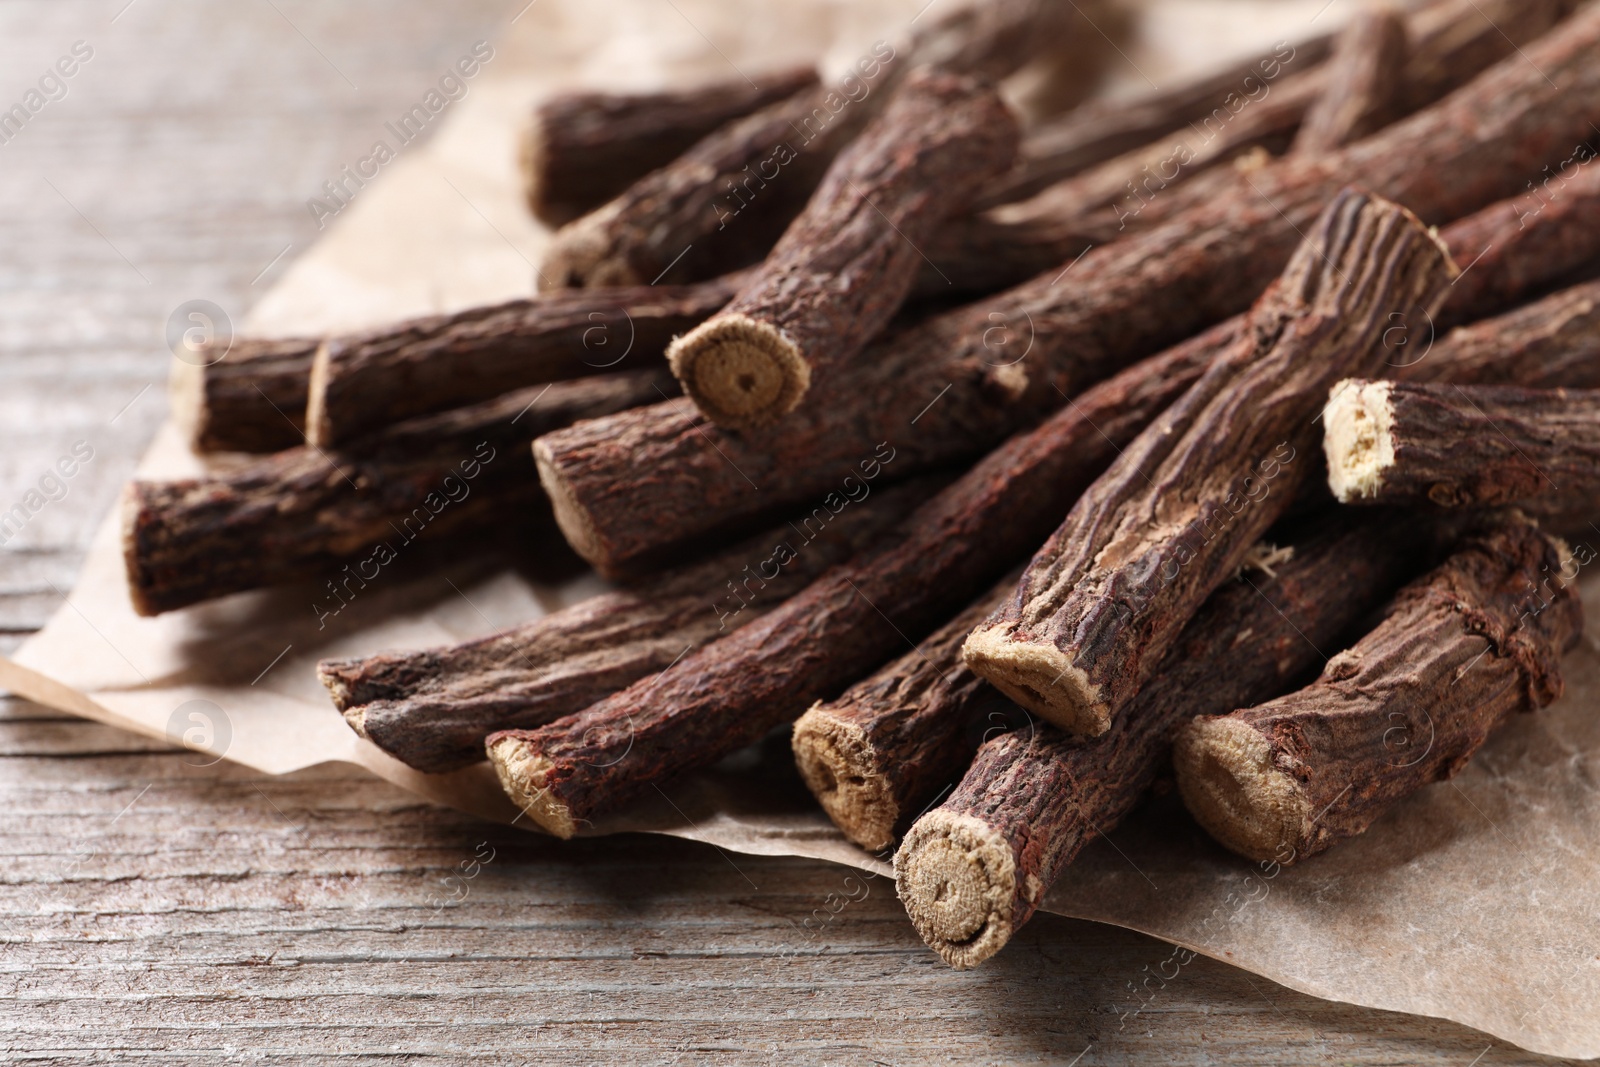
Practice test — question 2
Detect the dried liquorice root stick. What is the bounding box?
[123,370,672,617]
[169,337,319,454]
[1115,0,1587,234]
[963,190,1458,736]
[895,514,1434,968]
[1409,278,1600,389]
[976,0,1574,211]
[539,0,1076,289]
[533,8,1600,574]
[1434,139,1600,323]
[792,570,1022,852]
[667,71,1018,430]
[319,477,938,774]
[1325,380,1600,512]
[306,273,740,448]
[1174,519,1583,864]
[1290,7,1408,155]
[1010,70,1321,232]
[914,204,1123,298]
[489,321,1231,836]
[975,32,1335,209]
[998,0,1566,238]
[522,66,819,227]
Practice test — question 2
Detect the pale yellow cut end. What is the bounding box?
[1322,378,1395,503]
[303,339,335,448]
[1173,716,1309,864]
[540,203,644,290]
[315,661,357,713]
[486,735,577,839]
[167,356,205,447]
[667,312,810,430]
[531,438,610,572]
[895,811,1017,970]
[962,625,1110,736]
[340,705,369,740]
[792,706,897,853]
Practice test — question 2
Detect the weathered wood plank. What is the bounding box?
[0,1,1584,1063]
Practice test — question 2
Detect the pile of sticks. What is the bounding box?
[128,0,1600,969]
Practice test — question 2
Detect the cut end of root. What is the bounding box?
[486,734,577,839]
[540,205,644,290]
[667,313,810,431]
[1323,378,1394,504]
[962,626,1110,737]
[1173,716,1309,864]
[303,339,335,449]
[791,706,897,853]
[895,812,1017,969]
[119,482,159,619]
[167,356,205,447]
[532,438,611,572]
[316,660,358,714]
[340,704,369,740]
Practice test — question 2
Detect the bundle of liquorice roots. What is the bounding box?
[125,0,1600,969]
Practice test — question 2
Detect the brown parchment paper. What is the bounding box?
[5,0,1600,1056]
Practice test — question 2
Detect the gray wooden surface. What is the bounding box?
[0,2,1585,1063]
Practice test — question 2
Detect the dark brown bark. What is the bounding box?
[318,477,938,774]
[521,67,820,227]
[305,274,740,449]
[1400,0,1580,109]
[537,81,856,290]
[1410,278,1600,389]
[1291,8,1409,155]
[963,191,1456,736]
[1325,379,1600,512]
[915,207,1121,299]
[1435,141,1600,321]
[667,71,1018,430]
[894,514,1436,969]
[538,0,1077,289]
[979,0,1573,218]
[1020,73,1318,233]
[123,370,673,617]
[489,322,1230,837]
[1174,519,1583,864]
[170,338,318,454]
[791,571,1022,852]
[975,33,1334,209]
[1120,0,1585,232]
[533,8,1600,574]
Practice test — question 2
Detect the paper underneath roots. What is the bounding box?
[7,0,1600,1057]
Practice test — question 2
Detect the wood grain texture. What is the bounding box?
[1174,519,1583,864]
[976,31,1335,208]
[124,370,671,615]
[1407,278,1600,389]
[1290,7,1408,155]
[1,1,1592,1061]
[896,513,1435,968]
[494,327,1229,836]
[791,570,1022,852]
[962,191,1457,735]
[666,70,1018,429]
[539,0,1077,290]
[521,66,821,226]
[318,476,938,773]
[170,336,319,453]
[307,274,740,448]
[1324,379,1600,511]
[533,4,1600,573]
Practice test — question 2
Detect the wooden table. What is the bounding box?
[0,2,1582,1062]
